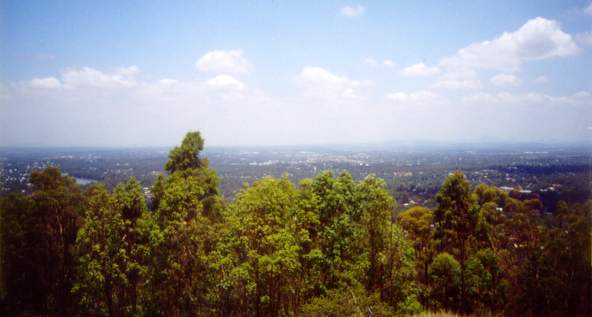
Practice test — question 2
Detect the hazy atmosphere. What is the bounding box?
[1,0,592,146]
[2,2,592,316]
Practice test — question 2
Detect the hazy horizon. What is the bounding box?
[1,1,592,147]
[1,139,591,151]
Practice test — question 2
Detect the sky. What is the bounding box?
[1,0,591,146]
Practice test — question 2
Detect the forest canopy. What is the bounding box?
[1,131,590,316]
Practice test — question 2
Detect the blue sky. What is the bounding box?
[1,1,591,146]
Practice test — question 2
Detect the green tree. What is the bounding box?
[74,178,150,316]
[381,224,421,314]
[429,252,460,310]
[312,171,363,291]
[358,175,395,291]
[464,248,508,313]
[502,197,551,315]
[434,171,477,312]
[542,201,591,315]
[292,178,324,303]
[74,184,121,315]
[357,175,419,313]
[1,167,83,315]
[397,206,436,306]
[145,131,224,315]
[0,193,35,313]
[165,131,205,173]
[146,171,218,315]
[149,174,165,211]
[110,178,150,315]
[222,176,301,316]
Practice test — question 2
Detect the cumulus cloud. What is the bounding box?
[61,66,140,88]
[401,63,440,77]
[462,90,591,106]
[573,91,591,98]
[204,74,246,91]
[340,5,365,17]
[490,74,521,87]
[2,64,383,146]
[2,56,591,146]
[364,57,395,68]
[0,65,272,146]
[386,90,443,106]
[196,49,252,75]
[439,17,579,72]
[295,66,365,100]
[382,59,395,67]
[29,77,61,89]
[534,75,549,84]
[432,80,481,90]
[432,69,481,90]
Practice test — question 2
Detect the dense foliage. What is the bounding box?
[1,132,590,316]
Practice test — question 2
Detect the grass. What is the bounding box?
[412,312,459,317]
[412,310,503,317]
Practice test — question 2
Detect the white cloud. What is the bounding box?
[462,90,591,106]
[573,90,591,98]
[115,65,140,77]
[340,5,365,17]
[295,67,353,86]
[432,69,481,90]
[364,57,395,68]
[204,74,246,91]
[0,65,275,146]
[383,59,395,67]
[432,79,482,90]
[158,78,179,86]
[3,60,591,146]
[364,57,378,66]
[386,90,443,106]
[490,73,521,87]
[61,66,140,88]
[29,77,61,89]
[195,49,252,75]
[295,66,364,100]
[534,75,549,84]
[440,17,579,72]
[401,63,440,77]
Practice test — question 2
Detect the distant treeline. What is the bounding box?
[1,132,590,316]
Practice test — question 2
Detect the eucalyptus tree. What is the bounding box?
[74,178,150,316]
[434,171,477,312]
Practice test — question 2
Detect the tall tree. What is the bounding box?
[397,206,435,306]
[74,179,150,316]
[434,171,477,313]
[358,175,394,292]
[1,167,83,315]
[223,176,301,316]
[429,252,461,310]
[312,171,362,291]
[165,131,204,173]
[542,201,591,316]
[0,193,35,314]
[74,184,121,315]
[145,131,224,315]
